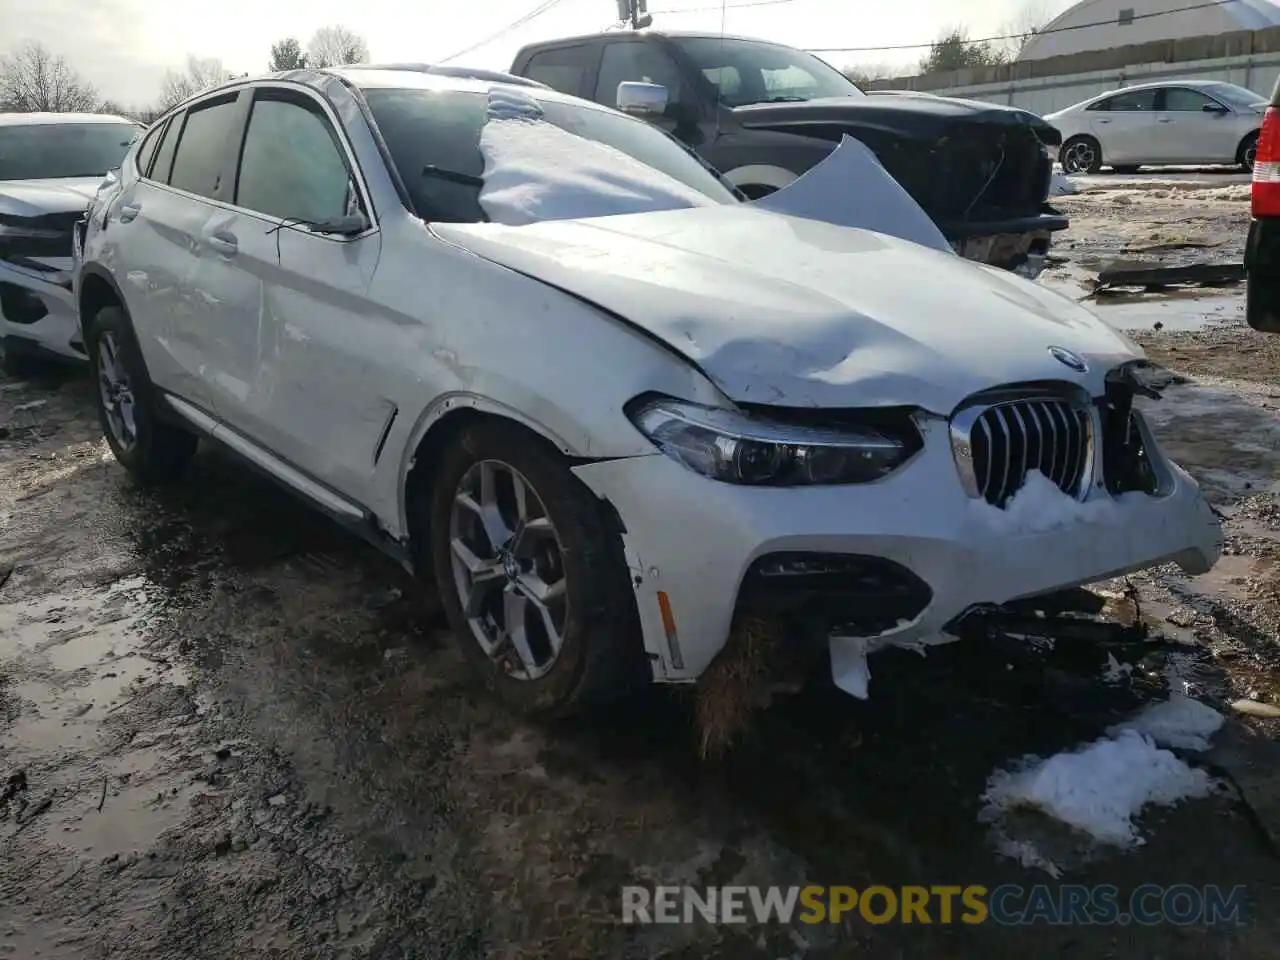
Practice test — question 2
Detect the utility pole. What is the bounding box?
[616,0,652,29]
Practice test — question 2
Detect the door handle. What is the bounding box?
[117,203,141,223]
[1157,118,1173,123]
[1096,118,1111,123]
[206,231,238,256]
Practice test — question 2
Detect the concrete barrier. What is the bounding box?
[860,25,1280,115]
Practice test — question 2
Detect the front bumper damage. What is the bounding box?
[571,411,1222,700]
[0,255,82,364]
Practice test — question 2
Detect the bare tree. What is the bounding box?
[843,63,899,88]
[0,41,100,112]
[999,0,1055,59]
[158,55,234,109]
[269,37,307,71]
[306,25,370,69]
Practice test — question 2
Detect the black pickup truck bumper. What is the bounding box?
[939,209,1071,279]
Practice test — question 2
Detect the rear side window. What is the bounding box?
[521,45,596,97]
[168,96,241,199]
[149,114,182,183]
[134,120,166,177]
[235,95,353,223]
[1098,89,1157,112]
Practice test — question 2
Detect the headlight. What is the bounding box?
[627,397,922,486]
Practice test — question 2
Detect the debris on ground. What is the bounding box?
[1094,261,1245,294]
[694,615,783,759]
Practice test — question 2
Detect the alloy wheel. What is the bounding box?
[96,331,137,452]
[449,459,568,681]
[1062,141,1096,175]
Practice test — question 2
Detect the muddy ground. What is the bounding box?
[3,173,1280,959]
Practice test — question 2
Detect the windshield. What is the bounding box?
[671,37,863,107]
[0,122,140,181]
[1204,82,1268,109]
[362,86,739,223]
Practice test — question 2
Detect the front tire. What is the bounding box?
[85,306,197,483]
[1061,135,1103,175]
[1239,131,1259,172]
[428,420,643,716]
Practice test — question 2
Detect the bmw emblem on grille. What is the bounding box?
[1048,346,1088,373]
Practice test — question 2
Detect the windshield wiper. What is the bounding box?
[422,165,483,187]
[743,96,810,104]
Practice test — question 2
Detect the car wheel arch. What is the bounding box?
[399,398,591,574]
[1238,129,1261,166]
[78,266,127,334]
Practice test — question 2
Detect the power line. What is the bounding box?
[805,0,1240,54]
[650,0,795,13]
[438,0,572,63]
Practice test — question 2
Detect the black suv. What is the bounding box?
[510,31,1068,276]
[1246,77,1280,332]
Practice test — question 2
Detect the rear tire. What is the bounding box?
[85,306,197,484]
[427,420,644,716]
[1061,135,1103,175]
[1239,131,1259,173]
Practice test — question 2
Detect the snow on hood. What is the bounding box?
[431,204,1144,413]
[477,89,719,226]
[0,177,103,217]
[750,135,951,253]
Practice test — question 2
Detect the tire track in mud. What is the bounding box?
[2,362,1279,959]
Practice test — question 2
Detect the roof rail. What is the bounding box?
[354,63,550,89]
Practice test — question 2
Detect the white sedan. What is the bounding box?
[75,67,1222,710]
[1045,79,1267,174]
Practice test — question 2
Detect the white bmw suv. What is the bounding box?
[74,66,1222,713]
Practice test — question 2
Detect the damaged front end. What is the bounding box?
[0,209,88,363]
[737,98,1068,277]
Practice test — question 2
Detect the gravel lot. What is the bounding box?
[2,172,1280,959]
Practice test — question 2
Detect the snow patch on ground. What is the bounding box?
[982,729,1216,848]
[1108,693,1225,751]
[973,470,1137,534]
[1050,172,1079,196]
[981,694,1225,862]
[477,90,717,226]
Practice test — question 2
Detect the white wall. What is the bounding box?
[1021,0,1280,61]
[918,51,1280,116]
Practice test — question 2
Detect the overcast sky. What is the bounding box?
[0,0,1073,107]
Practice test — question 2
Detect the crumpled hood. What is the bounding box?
[0,177,102,217]
[431,205,1142,413]
[734,94,1061,143]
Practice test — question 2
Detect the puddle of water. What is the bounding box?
[1037,261,1244,332]
[40,777,201,861]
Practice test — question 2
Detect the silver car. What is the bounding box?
[1045,80,1268,175]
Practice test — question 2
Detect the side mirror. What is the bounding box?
[1203,102,1230,114]
[617,81,668,117]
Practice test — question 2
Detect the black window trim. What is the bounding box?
[132,118,168,178]
[596,37,693,112]
[225,81,379,240]
[150,87,252,204]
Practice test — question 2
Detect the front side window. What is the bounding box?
[0,121,141,181]
[236,96,352,223]
[149,114,183,183]
[134,120,166,177]
[1162,87,1219,112]
[595,42,683,108]
[1204,82,1267,109]
[362,86,737,223]
[168,97,241,199]
[671,37,862,107]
